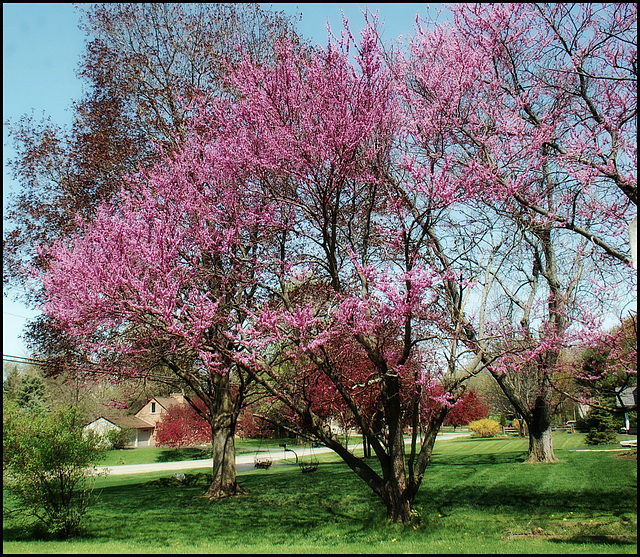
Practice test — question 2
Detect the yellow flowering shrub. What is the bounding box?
[468,418,501,438]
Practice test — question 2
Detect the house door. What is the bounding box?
[137,428,151,447]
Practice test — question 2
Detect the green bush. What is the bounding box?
[3,401,106,538]
[581,407,619,445]
[468,418,501,438]
[104,426,137,449]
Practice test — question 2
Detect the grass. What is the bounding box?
[3,433,636,554]
[96,438,293,467]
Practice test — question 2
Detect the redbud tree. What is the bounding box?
[38,105,286,498]
[396,2,637,462]
[38,5,636,522]
[215,22,501,522]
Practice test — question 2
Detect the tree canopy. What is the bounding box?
[9,3,638,523]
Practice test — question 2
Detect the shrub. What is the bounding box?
[581,407,619,445]
[3,401,106,538]
[512,419,528,436]
[468,418,501,438]
[104,426,137,449]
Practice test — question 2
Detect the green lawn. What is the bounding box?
[3,433,636,554]
[95,438,292,467]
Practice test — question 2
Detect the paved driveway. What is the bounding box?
[95,432,469,476]
[95,451,274,476]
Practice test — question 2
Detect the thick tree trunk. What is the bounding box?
[381,481,414,523]
[524,396,558,463]
[379,411,446,523]
[383,429,413,523]
[489,368,559,464]
[526,426,557,463]
[203,423,240,498]
[202,377,242,499]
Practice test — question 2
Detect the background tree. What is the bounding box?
[577,316,637,408]
[569,315,638,441]
[397,2,637,462]
[442,389,490,430]
[155,398,211,448]
[4,2,304,383]
[2,362,48,412]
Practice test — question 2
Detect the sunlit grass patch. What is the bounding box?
[4,433,636,554]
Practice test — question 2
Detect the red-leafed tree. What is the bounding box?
[443,390,490,429]
[155,399,211,448]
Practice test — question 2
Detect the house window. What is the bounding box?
[151,402,156,413]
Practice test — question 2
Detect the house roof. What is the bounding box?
[618,387,637,407]
[100,415,155,429]
[152,396,184,410]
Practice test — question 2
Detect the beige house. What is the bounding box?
[84,393,187,447]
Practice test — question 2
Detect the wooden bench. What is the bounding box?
[552,424,575,433]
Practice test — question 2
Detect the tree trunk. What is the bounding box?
[489,367,559,463]
[524,395,558,463]
[203,422,240,498]
[381,481,414,523]
[526,425,557,463]
[383,434,413,523]
[202,377,242,499]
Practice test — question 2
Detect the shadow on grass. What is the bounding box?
[83,464,382,544]
[431,450,528,466]
[4,452,636,549]
[421,451,636,544]
[154,447,212,462]
[553,535,636,546]
[421,480,634,516]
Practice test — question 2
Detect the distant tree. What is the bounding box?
[3,363,49,411]
[155,398,211,448]
[581,407,620,445]
[565,315,638,435]
[578,316,637,408]
[443,390,490,429]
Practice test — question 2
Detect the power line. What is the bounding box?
[3,311,33,319]
[3,355,47,366]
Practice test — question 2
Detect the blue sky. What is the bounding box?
[3,3,436,359]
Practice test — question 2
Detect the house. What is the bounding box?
[84,415,155,448]
[618,387,637,435]
[84,393,187,447]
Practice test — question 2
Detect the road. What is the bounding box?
[94,432,469,476]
